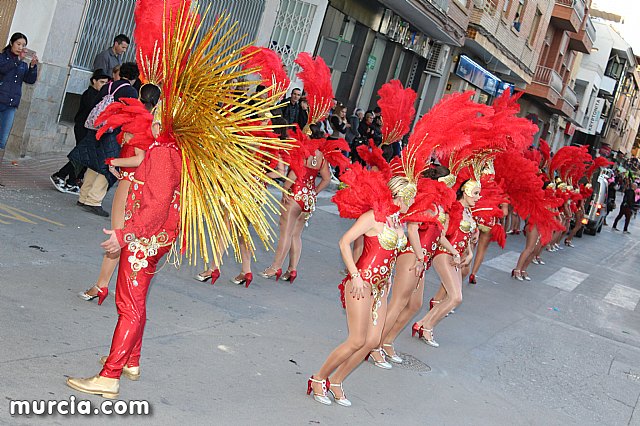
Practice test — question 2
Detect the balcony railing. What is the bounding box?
[563,85,579,108]
[534,66,564,95]
[426,0,449,13]
[585,17,596,43]
[555,0,585,21]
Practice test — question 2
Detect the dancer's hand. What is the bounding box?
[108,165,121,179]
[349,275,367,300]
[463,253,473,267]
[410,257,426,278]
[450,252,461,267]
[101,229,120,254]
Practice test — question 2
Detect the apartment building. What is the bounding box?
[520,0,593,151]
[316,0,472,117]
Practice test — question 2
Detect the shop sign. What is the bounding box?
[565,123,576,136]
[586,98,605,135]
[367,55,377,70]
[456,55,506,97]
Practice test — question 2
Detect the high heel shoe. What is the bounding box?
[307,376,331,405]
[281,269,298,284]
[232,272,253,288]
[260,266,282,281]
[521,270,532,281]
[564,239,574,248]
[365,348,392,369]
[411,322,424,338]
[469,274,477,284]
[511,269,524,281]
[79,286,109,305]
[421,328,440,348]
[382,344,403,363]
[195,269,220,284]
[328,382,352,407]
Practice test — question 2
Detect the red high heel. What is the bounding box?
[96,287,108,306]
[411,323,424,338]
[468,274,477,284]
[282,269,297,284]
[209,269,221,285]
[260,267,282,281]
[244,273,253,288]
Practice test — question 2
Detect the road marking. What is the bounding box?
[0,203,64,227]
[484,250,521,273]
[542,267,589,292]
[604,284,640,311]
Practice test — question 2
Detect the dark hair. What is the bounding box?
[373,106,381,114]
[119,62,140,80]
[3,32,27,52]
[114,34,130,45]
[422,165,449,180]
[308,123,325,139]
[270,116,288,139]
[291,87,302,95]
[139,84,161,110]
[456,180,470,200]
[256,84,266,93]
[90,69,111,82]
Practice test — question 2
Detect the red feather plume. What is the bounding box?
[295,53,333,128]
[356,141,392,179]
[96,98,155,150]
[585,156,613,180]
[402,178,455,224]
[319,138,351,171]
[332,163,399,222]
[538,139,551,169]
[377,80,417,146]
[241,46,290,100]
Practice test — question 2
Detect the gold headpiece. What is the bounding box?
[398,183,417,205]
[462,179,481,196]
[438,173,457,188]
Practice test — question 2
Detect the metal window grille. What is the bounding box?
[269,0,317,77]
[72,0,265,71]
[0,0,17,47]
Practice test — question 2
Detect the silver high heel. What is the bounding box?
[521,271,532,281]
[421,328,440,347]
[328,383,352,407]
[307,376,331,405]
[382,344,402,364]
[367,348,392,369]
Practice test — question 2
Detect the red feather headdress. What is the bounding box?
[241,46,290,101]
[377,80,417,146]
[295,53,333,131]
[96,98,155,150]
[319,138,351,171]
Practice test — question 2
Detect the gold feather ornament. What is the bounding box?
[154,2,291,267]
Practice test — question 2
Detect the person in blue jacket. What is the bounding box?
[0,32,38,186]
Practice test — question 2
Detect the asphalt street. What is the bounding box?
[0,157,639,425]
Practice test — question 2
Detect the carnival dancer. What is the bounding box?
[307,165,415,406]
[79,84,161,303]
[261,53,350,282]
[66,1,289,397]
[195,46,290,287]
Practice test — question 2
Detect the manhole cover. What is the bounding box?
[392,352,431,373]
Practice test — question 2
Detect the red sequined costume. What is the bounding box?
[434,202,477,257]
[100,140,182,379]
[291,159,324,217]
[398,221,441,269]
[338,224,407,324]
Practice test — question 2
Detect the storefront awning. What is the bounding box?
[455,55,515,97]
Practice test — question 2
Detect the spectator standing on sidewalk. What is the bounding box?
[612,182,637,234]
[0,32,38,187]
[282,87,308,130]
[346,108,363,145]
[68,62,139,217]
[93,34,129,73]
[50,69,111,194]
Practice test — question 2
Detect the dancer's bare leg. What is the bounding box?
[287,212,307,271]
[416,255,462,333]
[470,231,491,276]
[267,200,302,272]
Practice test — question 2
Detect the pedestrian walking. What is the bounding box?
[0,32,38,186]
[50,69,111,194]
[612,182,637,234]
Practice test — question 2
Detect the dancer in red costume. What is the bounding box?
[262,53,350,282]
[66,1,290,398]
[79,84,161,303]
[307,167,415,406]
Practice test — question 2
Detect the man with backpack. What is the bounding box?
[68,62,139,217]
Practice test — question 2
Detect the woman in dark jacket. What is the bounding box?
[0,32,38,186]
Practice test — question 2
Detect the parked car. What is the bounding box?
[583,168,611,235]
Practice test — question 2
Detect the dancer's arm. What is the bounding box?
[339,210,377,300]
[437,215,461,265]
[108,147,145,168]
[406,222,425,277]
[315,159,332,194]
